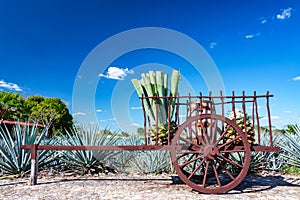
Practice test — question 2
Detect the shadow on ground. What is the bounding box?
[1,173,299,194]
[231,174,300,194]
[171,173,300,194]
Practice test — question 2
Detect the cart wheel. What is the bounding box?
[170,114,250,194]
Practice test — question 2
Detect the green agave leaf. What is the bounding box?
[131,70,180,125]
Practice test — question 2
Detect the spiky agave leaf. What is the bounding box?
[58,126,120,174]
[169,70,180,119]
[281,125,300,167]
[129,150,171,174]
[132,70,180,144]
[108,135,144,173]
[131,79,155,122]
[0,122,56,175]
[155,71,167,124]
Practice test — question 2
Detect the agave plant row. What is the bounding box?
[0,122,300,177]
[0,123,172,176]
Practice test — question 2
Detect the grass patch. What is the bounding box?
[280,165,300,174]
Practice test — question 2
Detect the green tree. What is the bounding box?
[285,124,299,135]
[0,91,73,136]
[137,127,144,136]
[25,97,73,136]
[0,91,26,120]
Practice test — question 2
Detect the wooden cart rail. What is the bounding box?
[141,91,275,147]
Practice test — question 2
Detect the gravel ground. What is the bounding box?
[0,172,299,200]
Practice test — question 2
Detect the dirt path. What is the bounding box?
[0,172,299,200]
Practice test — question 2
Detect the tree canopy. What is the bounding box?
[0,92,25,120]
[0,91,73,136]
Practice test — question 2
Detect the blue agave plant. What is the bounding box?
[58,126,120,174]
[0,122,56,176]
[281,124,300,167]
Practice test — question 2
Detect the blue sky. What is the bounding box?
[0,0,299,133]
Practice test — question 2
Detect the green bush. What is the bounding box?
[280,165,300,174]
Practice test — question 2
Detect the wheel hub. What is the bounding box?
[201,144,219,160]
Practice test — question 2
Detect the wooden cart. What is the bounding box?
[21,91,280,194]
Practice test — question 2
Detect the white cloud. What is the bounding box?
[261,19,267,24]
[261,116,279,120]
[72,112,86,116]
[62,100,71,107]
[283,110,292,114]
[271,116,280,120]
[131,106,142,110]
[292,76,300,81]
[99,66,134,80]
[248,105,261,109]
[245,33,261,39]
[130,123,139,127]
[209,42,217,49]
[96,109,103,112]
[0,80,22,91]
[276,7,292,20]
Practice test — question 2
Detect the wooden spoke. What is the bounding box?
[212,162,221,186]
[215,156,235,180]
[179,154,202,168]
[220,149,246,153]
[197,120,210,145]
[188,158,205,179]
[202,161,210,187]
[225,169,235,180]
[178,136,202,149]
[214,124,232,145]
[176,151,198,155]
[220,156,244,168]
[210,119,218,144]
[218,136,242,149]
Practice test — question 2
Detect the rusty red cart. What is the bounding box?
[21,91,280,194]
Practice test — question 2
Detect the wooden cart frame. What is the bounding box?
[21,91,280,194]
